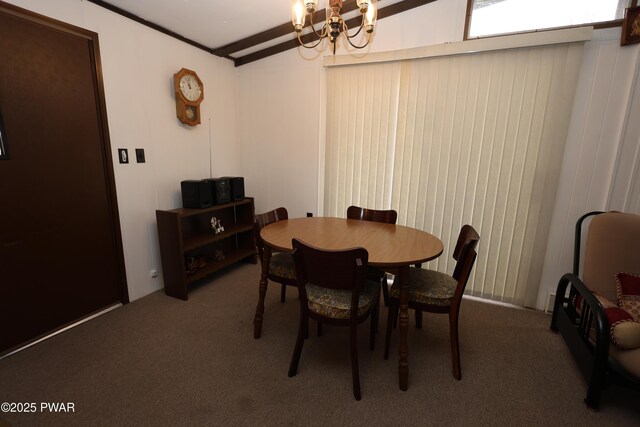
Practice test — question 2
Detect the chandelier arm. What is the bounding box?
[297,30,325,49]
[342,21,371,49]
[309,10,328,38]
[344,17,364,39]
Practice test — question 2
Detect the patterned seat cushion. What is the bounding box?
[306,280,380,319]
[269,252,296,280]
[389,268,457,307]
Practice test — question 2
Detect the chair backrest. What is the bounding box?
[582,212,640,302]
[452,225,480,282]
[255,207,288,231]
[451,243,478,308]
[291,238,368,313]
[347,205,397,224]
[254,207,288,258]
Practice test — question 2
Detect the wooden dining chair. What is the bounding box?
[288,238,380,401]
[346,205,398,307]
[346,205,398,224]
[253,207,297,338]
[384,225,479,380]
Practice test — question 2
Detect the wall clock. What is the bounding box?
[173,68,204,126]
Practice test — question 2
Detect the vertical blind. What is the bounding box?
[324,43,584,307]
[324,61,401,216]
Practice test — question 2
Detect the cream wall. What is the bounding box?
[6,0,241,301]
[236,48,323,219]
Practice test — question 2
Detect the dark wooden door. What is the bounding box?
[0,3,127,354]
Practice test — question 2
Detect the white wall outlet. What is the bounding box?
[150,269,158,278]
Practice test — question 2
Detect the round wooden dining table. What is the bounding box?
[254,216,444,391]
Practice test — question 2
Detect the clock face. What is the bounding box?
[179,74,202,102]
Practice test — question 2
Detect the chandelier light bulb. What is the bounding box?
[364,0,377,33]
[356,0,369,14]
[305,0,318,13]
[292,0,306,32]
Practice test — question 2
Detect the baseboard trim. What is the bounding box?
[0,304,122,360]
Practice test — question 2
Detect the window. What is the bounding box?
[466,0,636,39]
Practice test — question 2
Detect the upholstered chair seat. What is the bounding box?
[268,252,296,280]
[389,269,458,307]
[306,279,380,319]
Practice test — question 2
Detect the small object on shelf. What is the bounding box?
[211,216,225,235]
[215,249,225,262]
[185,256,207,275]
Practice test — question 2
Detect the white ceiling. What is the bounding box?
[102,0,291,50]
[95,0,408,60]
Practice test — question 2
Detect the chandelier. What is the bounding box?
[291,0,378,54]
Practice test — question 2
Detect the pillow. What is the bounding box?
[605,307,640,350]
[615,272,640,321]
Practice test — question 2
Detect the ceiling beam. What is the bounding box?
[212,1,362,57]
[87,0,439,66]
[234,0,438,67]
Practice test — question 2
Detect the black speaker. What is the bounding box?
[211,178,230,205]
[221,176,244,201]
[181,180,212,208]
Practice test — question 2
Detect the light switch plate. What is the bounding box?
[118,148,129,164]
[135,148,145,163]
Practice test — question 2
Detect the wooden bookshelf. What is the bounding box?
[156,198,256,300]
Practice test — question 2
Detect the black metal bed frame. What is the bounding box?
[549,211,640,409]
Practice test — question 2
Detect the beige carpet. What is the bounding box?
[0,262,638,426]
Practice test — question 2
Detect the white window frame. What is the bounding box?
[464,0,638,40]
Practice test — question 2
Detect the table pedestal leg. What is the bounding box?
[253,246,272,339]
[398,265,409,390]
